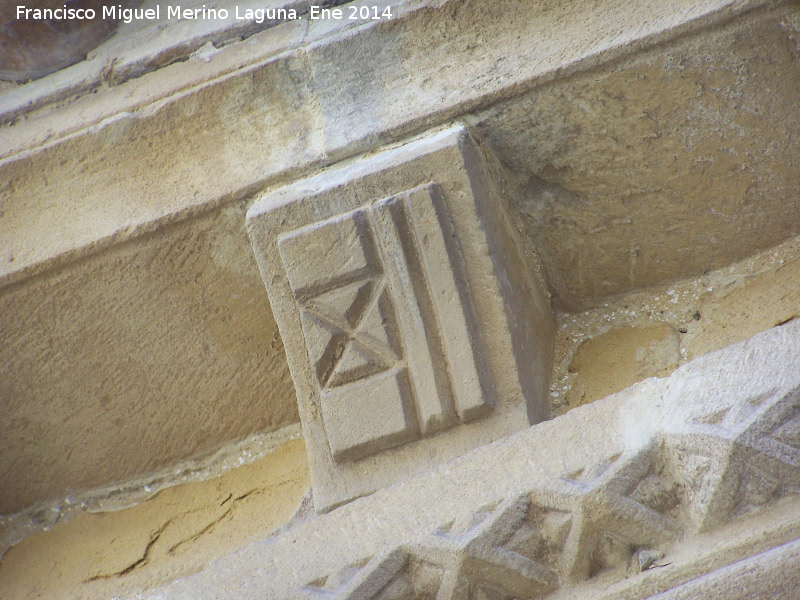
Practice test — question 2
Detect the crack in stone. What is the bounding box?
[233,490,256,503]
[73,484,278,582]
[167,488,264,556]
[84,518,173,582]
[167,508,234,556]
[62,472,302,586]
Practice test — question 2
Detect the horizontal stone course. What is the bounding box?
[148,319,800,599]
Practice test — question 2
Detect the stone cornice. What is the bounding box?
[0,0,785,289]
[150,319,800,599]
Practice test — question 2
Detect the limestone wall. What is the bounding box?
[2,0,800,555]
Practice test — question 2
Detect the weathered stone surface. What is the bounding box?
[0,0,123,82]
[247,125,555,511]
[0,0,330,119]
[3,0,800,532]
[0,427,309,600]
[566,324,680,409]
[5,0,795,306]
[471,3,800,311]
[683,254,800,359]
[550,234,800,413]
[148,319,800,599]
[0,201,297,515]
[643,537,800,600]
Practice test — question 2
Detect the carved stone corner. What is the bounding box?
[246,125,555,511]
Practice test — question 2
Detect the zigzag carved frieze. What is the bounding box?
[293,384,800,600]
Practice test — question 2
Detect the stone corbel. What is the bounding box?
[247,125,556,511]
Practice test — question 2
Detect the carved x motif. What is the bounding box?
[533,446,680,584]
[300,277,402,389]
[675,384,800,531]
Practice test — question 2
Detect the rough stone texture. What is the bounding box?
[3,0,800,520]
[0,0,341,117]
[0,432,309,600]
[550,234,800,412]
[5,0,795,296]
[0,25,322,288]
[643,537,800,600]
[566,324,680,409]
[684,254,800,359]
[475,5,800,311]
[0,0,124,82]
[148,319,800,599]
[247,125,555,511]
[0,201,297,514]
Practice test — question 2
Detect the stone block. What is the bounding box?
[247,125,555,511]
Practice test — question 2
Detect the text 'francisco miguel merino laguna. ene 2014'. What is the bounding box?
[15,5,306,24]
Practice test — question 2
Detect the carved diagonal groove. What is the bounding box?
[293,381,800,598]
